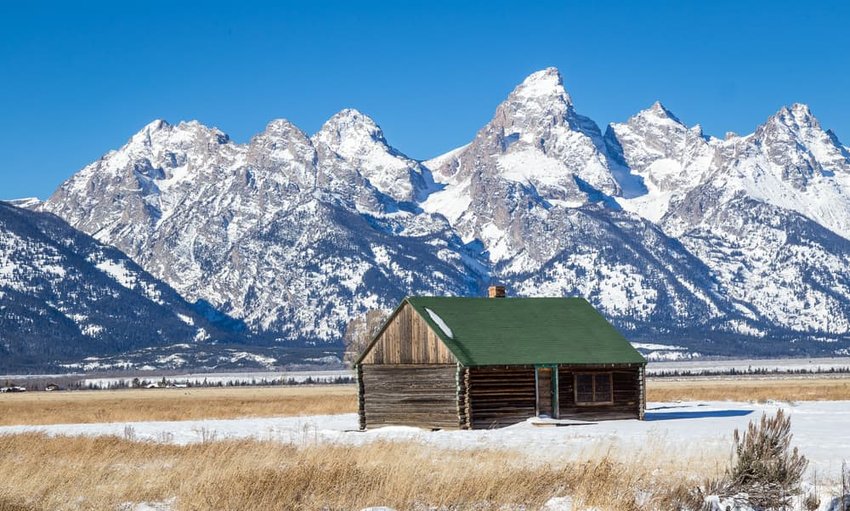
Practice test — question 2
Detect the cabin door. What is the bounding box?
[536,367,556,418]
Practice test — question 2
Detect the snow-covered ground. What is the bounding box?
[79,369,352,388]
[648,356,850,375]
[2,401,848,481]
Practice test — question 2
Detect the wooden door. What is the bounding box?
[536,367,553,417]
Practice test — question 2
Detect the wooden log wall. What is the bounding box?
[360,303,456,365]
[558,365,642,421]
[360,364,461,429]
[465,366,536,429]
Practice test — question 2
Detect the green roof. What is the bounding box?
[403,296,646,366]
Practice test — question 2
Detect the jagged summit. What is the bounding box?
[512,67,571,102]
[312,108,433,203]
[644,101,683,124]
[320,108,381,132]
[144,118,170,131]
[127,119,170,146]
[314,108,387,150]
[127,118,230,151]
[260,118,306,137]
[769,102,818,129]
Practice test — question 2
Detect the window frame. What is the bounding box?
[573,372,614,406]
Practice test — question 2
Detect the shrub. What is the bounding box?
[722,409,808,509]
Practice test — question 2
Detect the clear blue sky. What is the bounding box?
[2,1,849,200]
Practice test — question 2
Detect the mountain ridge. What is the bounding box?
[33,67,850,361]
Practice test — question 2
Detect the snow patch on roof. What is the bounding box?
[424,307,453,339]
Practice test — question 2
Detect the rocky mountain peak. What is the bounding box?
[127,119,170,147]
[643,101,683,124]
[145,118,171,131]
[313,108,390,157]
[752,103,845,166]
[484,68,581,138]
[251,118,316,165]
[769,103,818,130]
[260,118,307,139]
[512,67,571,102]
[317,108,383,141]
[124,119,230,159]
[312,109,433,203]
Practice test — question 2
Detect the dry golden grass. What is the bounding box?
[3,375,850,428]
[647,376,850,403]
[0,433,723,511]
[6,378,836,509]
[0,385,356,427]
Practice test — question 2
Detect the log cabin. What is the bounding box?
[355,286,647,430]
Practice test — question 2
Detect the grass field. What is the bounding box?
[647,375,850,403]
[0,385,356,427]
[2,375,850,427]
[0,433,716,511]
[2,377,849,510]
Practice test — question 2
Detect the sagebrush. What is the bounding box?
[721,409,808,509]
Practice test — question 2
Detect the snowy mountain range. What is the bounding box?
[13,66,850,366]
[0,201,238,371]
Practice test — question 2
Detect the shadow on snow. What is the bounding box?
[644,409,754,421]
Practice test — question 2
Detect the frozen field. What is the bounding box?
[647,356,850,375]
[2,400,849,480]
[5,356,850,391]
[79,369,353,388]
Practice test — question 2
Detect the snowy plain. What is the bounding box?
[2,400,848,481]
[78,369,352,388]
[4,399,850,510]
[8,356,849,389]
[645,356,850,375]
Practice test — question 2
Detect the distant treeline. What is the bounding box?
[649,366,850,378]
[2,375,355,391]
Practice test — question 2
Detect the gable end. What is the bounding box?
[356,300,458,365]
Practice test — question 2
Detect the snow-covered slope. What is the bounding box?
[0,201,225,371]
[610,102,850,239]
[312,109,436,203]
[37,67,850,357]
[606,102,717,221]
[421,69,754,343]
[42,115,481,343]
[608,101,850,337]
[716,104,850,239]
[424,68,621,220]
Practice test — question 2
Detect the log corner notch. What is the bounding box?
[357,363,366,431]
[354,294,647,430]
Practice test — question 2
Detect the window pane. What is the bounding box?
[595,373,612,402]
[576,374,593,403]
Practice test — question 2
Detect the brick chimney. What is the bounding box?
[488,285,506,298]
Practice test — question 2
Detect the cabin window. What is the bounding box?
[574,372,613,405]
